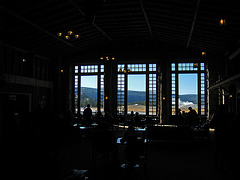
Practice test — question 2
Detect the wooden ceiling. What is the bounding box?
[1,0,240,59]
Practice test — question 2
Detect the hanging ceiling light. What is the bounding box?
[67,30,73,35]
[100,56,115,61]
[65,35,70,40]
[57,30,79,40]
[118,66,130,73]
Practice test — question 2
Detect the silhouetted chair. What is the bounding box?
[91,125,119,175]
[121,128,149,179]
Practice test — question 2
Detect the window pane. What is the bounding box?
[80,75,98,115]
[117,74,125,115]
[75,66,78,73]
[128,74,146,115]
[179,73,198,113]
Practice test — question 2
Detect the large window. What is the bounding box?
[117,63,158,116]
[171,62,207,115]
[74,65,104,115]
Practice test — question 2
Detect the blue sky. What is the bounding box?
[81,74,146,91]
[80,74,197,95]
[179,73,198,95]
[128,74,146,91]
[81,75,97,88]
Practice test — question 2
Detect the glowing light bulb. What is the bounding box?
[65,35,70,40]
[68,30,73,35]
[219,19,226,26]
[202,51,206,56]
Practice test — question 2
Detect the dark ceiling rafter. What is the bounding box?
[1,0,240,58]
[68,0,112,41]
[139,0,153,38]
[0,42,52,61]
[187,0,201,48]
[0,6,83,51]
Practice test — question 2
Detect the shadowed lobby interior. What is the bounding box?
[1,0,240,179]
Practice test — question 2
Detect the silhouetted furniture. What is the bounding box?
[147,125,193,141]
[91,127,118,175]
[62,169,88,180]
[118,128,149,178]
[146,116,159,125]
[72,123,99,139]
[115,116,128,136]
[192,123,210,140]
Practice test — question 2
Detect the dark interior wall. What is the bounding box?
[0,45,54,113]
[52,58,71,113]
[208,44,240,117]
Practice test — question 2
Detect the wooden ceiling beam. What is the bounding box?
[68,0,112,41]
[187,0,201,48]
[139,0,153,38]
[0,41,52,60]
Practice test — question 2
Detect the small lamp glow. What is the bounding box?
[219,19,225,25]
[65,35,70,40]
[193,63,198,68]
[67,30,73,35]
[57,32,62,37]
[202,51,206,56]
[75,34,79,38]
[61,69,64,73]
[22,58,27,62]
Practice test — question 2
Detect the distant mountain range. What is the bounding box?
[81,87,197,105]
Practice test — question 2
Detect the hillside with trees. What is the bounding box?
[80,87,197,107]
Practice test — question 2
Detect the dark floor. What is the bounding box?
[57,127,218,180]
[6,125,236,180]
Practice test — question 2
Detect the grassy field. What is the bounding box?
[128,105,146,113]
[128,105,156,114]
